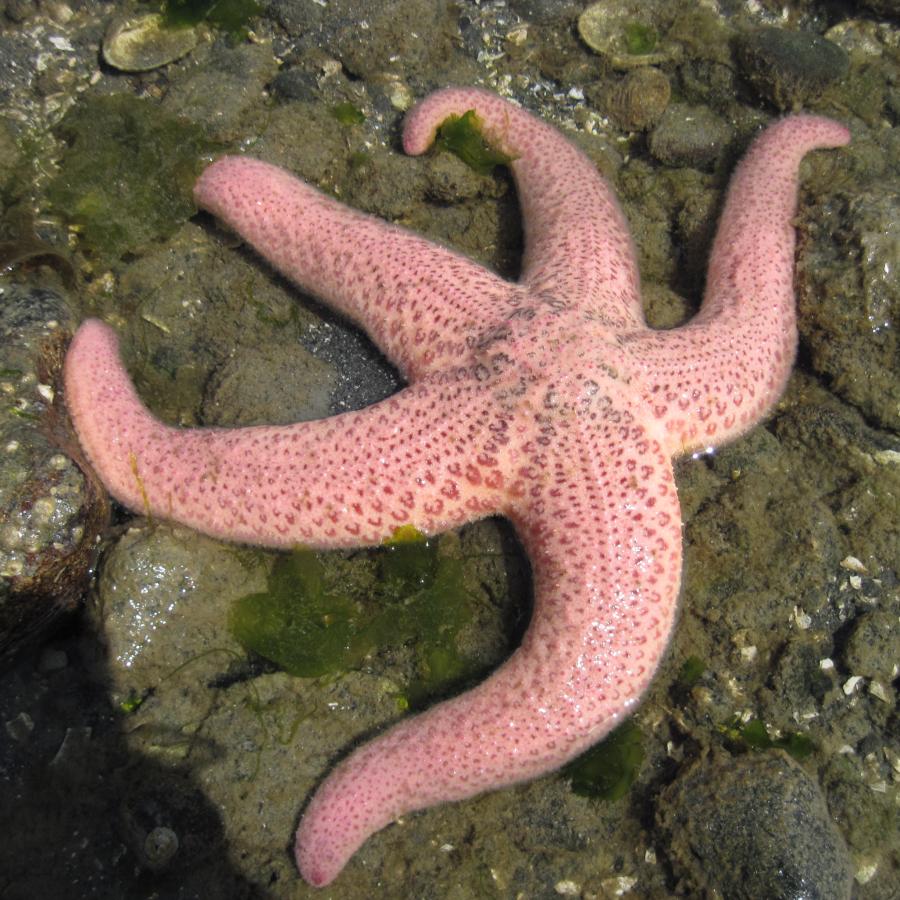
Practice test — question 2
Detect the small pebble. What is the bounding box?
[38,647,69,672]
[143,826,179,868]
[5,711,35,742]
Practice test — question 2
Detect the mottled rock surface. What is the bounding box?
[659,751,854,900]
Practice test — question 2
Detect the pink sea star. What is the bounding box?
[63,88,850,886]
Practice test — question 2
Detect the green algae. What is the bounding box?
[161,0,263,35]
[348,150,373,171]
[46,94,213,263]
[119,691,147,714]
[677,655,706,688]
[229,528,480,702]
[330,102,366,126]
[564,719,645,801]
[623,22,657,55]
[669,654,707,707]
[229,548,357,678]
[720,717,815,761]
[436,110,515,176]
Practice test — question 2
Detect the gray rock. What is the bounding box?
[269,67,320,104]
[842,608,899,682]
[648,103,731,169]
[161,41,278,143]
[736,26,849,111]
[202,343,335,427]
[770,637,837,709]
[658,751,854,900]
[94,522,264,692]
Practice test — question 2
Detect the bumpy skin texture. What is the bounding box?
[63,88,850,887]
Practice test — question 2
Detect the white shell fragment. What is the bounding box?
[578,1,676,69]
[102,12,200,73]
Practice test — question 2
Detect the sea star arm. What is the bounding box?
[194,156,516,379]
[63,320,511,547]
[623,114,851,456]
[403,87,646,328]
[294,423,682,886]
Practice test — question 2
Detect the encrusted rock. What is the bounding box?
[268,0,455,82]
[0,283,108,668]
[588,67,671,132]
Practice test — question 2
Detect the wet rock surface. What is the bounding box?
[161,41,278,143]
[93,523,264,690]
[202,342,336,427]
[0,1,897,898]
[658,751,854,900]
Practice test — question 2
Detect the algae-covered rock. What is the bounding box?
[821,754,898,873]
[160,0,263,34]
[842,608,900,683]
[46,94,212,264]
[161,41,278,143]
